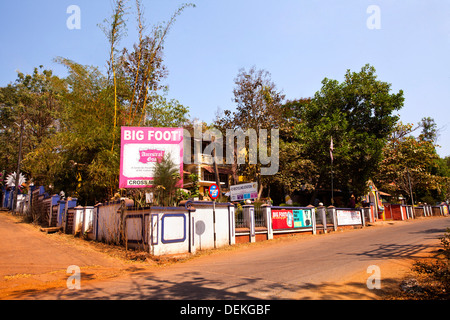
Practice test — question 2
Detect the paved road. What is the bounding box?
[20,216,450,300]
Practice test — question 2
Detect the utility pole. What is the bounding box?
[331,160,334,206]
[12,118,24,213]
[407,169,415,218]
[330,136,334,206]
[212,137,222,199]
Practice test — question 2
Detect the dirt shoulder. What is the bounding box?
[293,218,449,300]
[0,211,159,299]
[295,245,439,300]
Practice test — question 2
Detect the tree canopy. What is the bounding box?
[1,1,193,205]
[214,66,285,199]
[278,64,405,203]
[375,120,450,204]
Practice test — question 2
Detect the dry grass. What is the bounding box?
[385,229,450,300]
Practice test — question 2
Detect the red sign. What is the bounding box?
[271,210,294,230]
[271,209,312,230]
[209,184,220,200]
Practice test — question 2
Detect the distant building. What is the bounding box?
[183,135,233,199]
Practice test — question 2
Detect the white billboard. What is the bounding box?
[230,182,258,202]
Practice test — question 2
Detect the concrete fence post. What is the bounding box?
[306,205,316,235]
[405,205,410,219]
[359,208,366,227]
[317,206,327,233]
[243,205,255,243]
[327,206,337,231]
[439,204,445,216]
[262,204,273,240]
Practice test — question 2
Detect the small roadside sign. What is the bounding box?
[208,183,220,200]
[230,182,258,202]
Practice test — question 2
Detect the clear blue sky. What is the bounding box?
[1,0,449,157]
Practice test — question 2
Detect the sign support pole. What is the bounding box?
[330,137,334,206]
[213,199,216,249]
[331,160,334,206]
[209,183,220,249]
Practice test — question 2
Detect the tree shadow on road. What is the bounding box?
[350,243,429,260]
[292,278,401,300]
[16,269,403,301]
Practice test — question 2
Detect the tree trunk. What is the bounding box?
[231,142,239,185]
[309,175,324,206]
[257,172,264,200]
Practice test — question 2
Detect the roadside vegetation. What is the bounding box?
[392,228,450,300]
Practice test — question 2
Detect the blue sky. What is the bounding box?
[1,0,449,157]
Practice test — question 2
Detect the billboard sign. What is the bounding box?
[272,209,313,230]
[119,127,183,189]
[230,182,258,202]
[336,209,362,226]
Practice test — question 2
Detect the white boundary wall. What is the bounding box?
[95,202,122,244]
[123,201,236,256]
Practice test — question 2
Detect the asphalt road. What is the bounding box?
[20,216,450,300]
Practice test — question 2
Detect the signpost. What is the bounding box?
[209,183,220,248]
[208,183,220,200]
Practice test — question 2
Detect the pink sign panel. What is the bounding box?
[119,127,183,189]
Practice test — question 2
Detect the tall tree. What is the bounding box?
[18,2,194,204]
[99,0,128,152]
[375,121,449,204]
[118,2,195,127]
[419,116,438,143]
[0,67,66,180]
[215,66,285,199]
[293,64,404,201]
[271,98,318,201]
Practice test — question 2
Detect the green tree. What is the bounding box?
[375,121,448,204]
[21,60,115,203]
[291,64,404,202]
[117,1,195,128]
[0,66,66,182]
[215,66,285,199]
[18,2,193,205]
[271,98,318,202]
[419,117,438,143]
